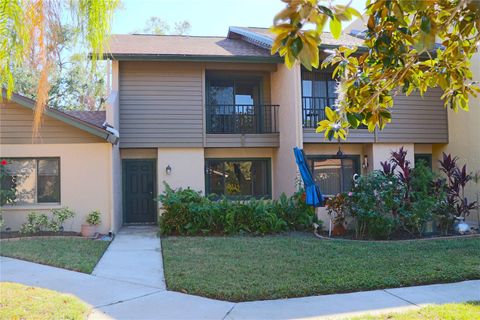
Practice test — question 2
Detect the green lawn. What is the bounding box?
[162,234,480,301]
[0,282,89,320]
[0,238,110,273]
[353,301,480,320]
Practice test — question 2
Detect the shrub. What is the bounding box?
[439,153,478,219]
[20,212,49,234]
[158,184,317,236]
[405,162,441,235]
[49,207,75,232]
[333,149,475,239]
[347,171,401,239]
[86,210,102,226]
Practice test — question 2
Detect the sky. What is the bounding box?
[112,0,366,36]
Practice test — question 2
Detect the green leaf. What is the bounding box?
[329,17,342,39]
[291,37,304,57]
[347,113,360,128]
[326,129,335,141]
[420,16,431,33]
[318,5,334,19]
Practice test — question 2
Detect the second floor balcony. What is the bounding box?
[206,104,279,134]
[302,96,336,128]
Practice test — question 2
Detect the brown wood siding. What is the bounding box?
[0,102,104,144]
[205,133,279,147]
[376,89,448,143]
[119,61,204,148]
[302,89,448,144]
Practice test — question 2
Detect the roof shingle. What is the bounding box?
[64,111,106,128]
[107,34,274,58]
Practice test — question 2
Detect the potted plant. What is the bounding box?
[81,210,102,238]
[325,193,348,236]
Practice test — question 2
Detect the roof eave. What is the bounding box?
[102,53,282,63]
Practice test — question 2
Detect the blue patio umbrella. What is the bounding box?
[293,147,323,207]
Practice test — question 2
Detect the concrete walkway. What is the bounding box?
[92,226,165,289]
[1,227,479,319]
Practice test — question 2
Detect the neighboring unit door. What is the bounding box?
[123,160,156,224]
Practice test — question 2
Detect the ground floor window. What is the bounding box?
[307,155,360,196]
[1,158,60,204]
[205,159,271,199]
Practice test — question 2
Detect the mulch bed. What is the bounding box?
[0,231,81,240]
[315,228,480,242]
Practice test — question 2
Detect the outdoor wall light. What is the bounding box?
[166,165,172,175]
[362,155,369,169]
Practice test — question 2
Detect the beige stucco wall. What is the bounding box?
[157,148,205,198]
[371,143,415,170]
[0,143,113,233]
[120,148,157,159]
[433,52,480,225]
[271,64,303,197]
[414,144,433,154]
[304,143,365,156]
[204,148,275,158]
[304,143,369,173]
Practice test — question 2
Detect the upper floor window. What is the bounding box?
[301,70,338,128]
[1,158,60,205]
[302,70,337,100]
[207,76,262,107]
[205,73,278,134]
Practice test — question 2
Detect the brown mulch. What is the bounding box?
[0,231,81,240]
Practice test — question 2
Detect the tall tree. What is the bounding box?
[272,0,480,140]
[136,16,191,35]
[11,24,106,111]
[0,0,118,132]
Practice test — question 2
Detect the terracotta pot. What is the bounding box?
[332,223,347,236]
[81,224,96,238]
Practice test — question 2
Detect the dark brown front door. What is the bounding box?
[123,160,156,224]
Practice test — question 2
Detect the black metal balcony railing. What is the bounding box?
[302,97,367,129]
[302,97,336,128]
[206,104,279,134]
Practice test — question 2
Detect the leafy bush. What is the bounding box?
[50,207,75,232]
[439,153,478,219]
[86,210,102,226]
[20,212,49,234]
[19,208,76,234]
[405,162,440,235]
[347,171,401,239]
[158,184,317,236]
[328,149,475,239]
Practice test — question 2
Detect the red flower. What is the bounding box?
[0,159,7,166]
[300,192,306,202]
